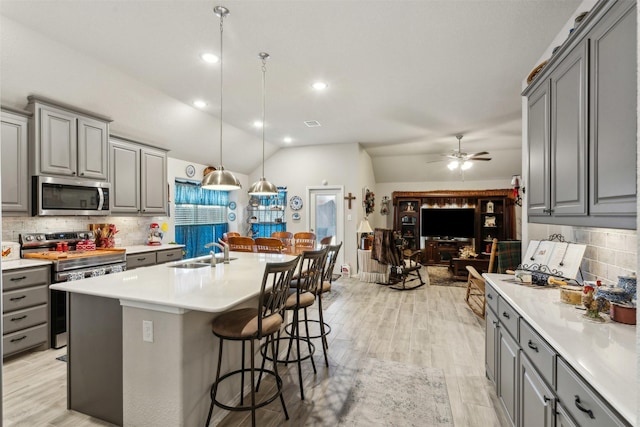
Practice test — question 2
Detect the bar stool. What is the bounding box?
[260,247,327,400]
[205,256,299,427]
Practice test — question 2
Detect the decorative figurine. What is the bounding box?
[582,281,605,322]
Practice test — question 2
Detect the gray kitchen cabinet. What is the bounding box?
[109,136,167,215]
[126,247,183,270]
[497,321,518,426]
[588,0,636,219]
[519,353,554,427]
[555,402,579,427]
[1,108,30,214]
[155,247,183,264]
[550,41,587,217]
[523,0,636,229]
[27,96,110,180]
[2,265,50,357]
[485,307,498,385]
[526,81,550,218]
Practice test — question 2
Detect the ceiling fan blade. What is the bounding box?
[426,159,447,164]
[469,157,492,161]
[466,151,490,158]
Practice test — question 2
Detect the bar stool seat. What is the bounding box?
[205,256,299,427]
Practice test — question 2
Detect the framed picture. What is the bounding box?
[484,216,496,227]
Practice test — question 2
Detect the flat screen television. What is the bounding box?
[420,208,475,238]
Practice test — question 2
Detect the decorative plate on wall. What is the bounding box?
[185,164,196,178]
[228,212,236,222]
[228,201,236,210]
[290,195,303,211]
[292,212,301,220]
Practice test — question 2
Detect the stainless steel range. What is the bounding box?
[20,231,127,348]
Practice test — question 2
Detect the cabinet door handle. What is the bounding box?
[487,294,493,300]
[502,312,510,319]
[10,315,27,322]
[165,253,174,257]
[10,276,27,281]
[574,395,595,419]
[10,335,27,343]
[492,320,498,326]
[543,208,554,214]
[543,395,551,403]
[527,340,539,352]
[9,295,26,301]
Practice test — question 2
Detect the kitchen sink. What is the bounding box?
[168,262,212,269]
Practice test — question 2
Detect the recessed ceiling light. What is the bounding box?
[253,120,263,128]
[311,81,328,90]
[283,137,293,143]
[193,100,208,108]
[200,53,219,63]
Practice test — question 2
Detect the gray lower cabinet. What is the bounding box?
[498,325,518,426]
[523,0,636,229]
[2,266,50,357]
[486,282,632,427]
[1,108,30,214]
[126,248,183,270]
[109,136,167,215]
[519,353,554,427]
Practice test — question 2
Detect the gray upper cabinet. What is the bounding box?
[588,1,636,218]
[27,96,110,180]
[523,0,636,229]
[109,137,167,215]
[550,41,587,217]
[1,108,30,214]
[526,81,550,218]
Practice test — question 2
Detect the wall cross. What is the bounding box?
[344,192,356,209]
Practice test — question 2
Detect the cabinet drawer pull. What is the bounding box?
[165,253,175,257]
[487,294,493,300]
[137,257,147,261]
[502,312,510,319]
[492,320,498,326]
[10,315,28,321]
[543,395,551,403]
[10,276,27,281]
[574,395,595,419]
[10,335,27,343]
[9,295,27,301]
[527,340,539,352]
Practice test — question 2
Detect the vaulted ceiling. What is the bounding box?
[0,0,582,182]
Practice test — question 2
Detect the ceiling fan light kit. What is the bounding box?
[435,134,492,172]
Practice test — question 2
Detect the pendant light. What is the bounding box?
[248,52,278,196]
[201,5,242,191]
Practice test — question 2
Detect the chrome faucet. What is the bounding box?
[204,240,230,264]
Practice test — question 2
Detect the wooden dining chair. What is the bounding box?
[272,231,293,253]
[227,236,256,252]
[294,232,316,249]
[222,231,241,242]
[255,237,283,254]
[319,236,334,246]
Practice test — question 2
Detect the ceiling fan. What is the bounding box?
[429,134,492,170]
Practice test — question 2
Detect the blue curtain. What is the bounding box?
[175,224,228,259]
[174,181,229,258]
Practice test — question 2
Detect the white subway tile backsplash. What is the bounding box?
[590,230,607,247]
[2,216,169,247]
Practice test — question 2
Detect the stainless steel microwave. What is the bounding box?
[32,176,111,216]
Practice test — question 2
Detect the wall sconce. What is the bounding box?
[511,175,524,206]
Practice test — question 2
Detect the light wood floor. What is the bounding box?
[2,270,510,426]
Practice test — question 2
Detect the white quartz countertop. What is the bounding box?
[50,252,297,313]
[123,244,185,254]
[2,258,52,271]
[484,273,636,424]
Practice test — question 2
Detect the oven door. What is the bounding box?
[34,175,111,216]
[51,262,126,348]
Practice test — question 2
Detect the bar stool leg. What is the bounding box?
[205,338,224,426]
[240,341,246,406]
[317,296,329,367]
[250,339,256,427]
[303,307,317,374]
[270,335,289,419]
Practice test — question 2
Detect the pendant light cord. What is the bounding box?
[261,54,267,178]
[218,10,225,167]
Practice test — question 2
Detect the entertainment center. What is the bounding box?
[393,189,516,265]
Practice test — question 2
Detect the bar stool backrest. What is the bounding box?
[296,247,328,294]
[322,242,342,283]
[258,256,300,338]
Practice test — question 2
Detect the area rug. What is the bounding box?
[427,266,467,288]
[338,358,454,426]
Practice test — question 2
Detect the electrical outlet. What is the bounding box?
[143,320,153,342]
[347,214,352,221]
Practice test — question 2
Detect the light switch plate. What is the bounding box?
[143,320,153,342]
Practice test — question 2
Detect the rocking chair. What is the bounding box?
[372,228,425,291]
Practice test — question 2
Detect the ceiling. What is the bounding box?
[0,0,582,182]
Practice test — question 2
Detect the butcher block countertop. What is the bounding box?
[22,248,125,260]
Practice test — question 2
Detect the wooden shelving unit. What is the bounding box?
[392,190,516,264]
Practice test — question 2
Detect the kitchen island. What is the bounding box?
[50,251,297,427]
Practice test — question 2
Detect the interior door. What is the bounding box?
[307,186,344,271]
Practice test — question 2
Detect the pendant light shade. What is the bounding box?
[248,52,278,196]
[201,5,241,191]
